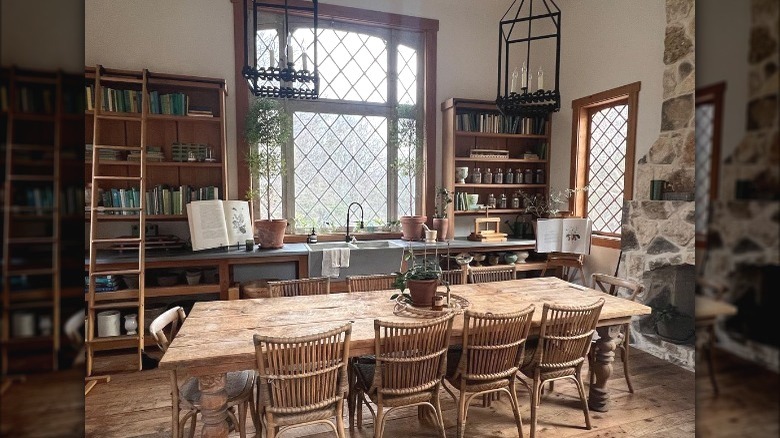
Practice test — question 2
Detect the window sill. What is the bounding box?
[592,234,621,249]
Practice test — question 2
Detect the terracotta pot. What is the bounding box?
[432,218,449,241]
[399,215,427,241]
[254,219,287,249]
[407,278,438,308]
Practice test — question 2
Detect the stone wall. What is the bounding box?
[703,200,779,371]
[634,0,696,200]
[620,200,696,369]
[720,0,779,200]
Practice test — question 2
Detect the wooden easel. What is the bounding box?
[85,375,111,396]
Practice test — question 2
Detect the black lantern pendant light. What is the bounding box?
[243,0,320,99]
[496,0,561,116]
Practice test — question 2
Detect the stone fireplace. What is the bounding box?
[618,0,697,370]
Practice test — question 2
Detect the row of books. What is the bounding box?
[456,112,547,135]
[0,186,83,215]
[15,86,55,114]
[83,86,214,117]
[94,185,220,216]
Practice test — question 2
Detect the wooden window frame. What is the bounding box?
[570,82,640,247]
[232,0,439,219]
[694,82,725,247]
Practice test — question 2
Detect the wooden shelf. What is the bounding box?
[454,209,525,215]
[147,113,222,123]
[88,335,141,351]
[10,113,56,122]
[86,161,222,168]
[86,214,187,221]
[455,157,547,164]
[454,183,546,189]
[89,284,220,302]
[455,131,547,139]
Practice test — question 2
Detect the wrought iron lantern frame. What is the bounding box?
[496,0,561,116]
[242,0,320,99]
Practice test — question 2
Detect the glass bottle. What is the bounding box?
[487,193,496,208]
[505,169,514,184]
[514,168,523,184]
[523,169,533,184]
[499,193,507,209]
[472,167,482,184]
[511,192,521,209]
[534,169,545,184]
[494,168,503,184]
[484,168,493,184]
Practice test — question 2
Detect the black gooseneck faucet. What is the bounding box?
[345,202,364,243]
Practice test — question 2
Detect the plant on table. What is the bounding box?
[245,97,292,248]
[392,243,444,308]
[432,186,453,241]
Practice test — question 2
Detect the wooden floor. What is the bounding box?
[2,347,776,437]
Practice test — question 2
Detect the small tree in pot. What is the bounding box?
[392,107,426,240]
[245,97,291,248]
[432,186,452,241]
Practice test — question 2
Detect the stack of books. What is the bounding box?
[85,275,119,293]
[85,144,120,161]
[127,146,164,162]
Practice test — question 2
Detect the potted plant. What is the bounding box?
[392,108,426,240]
[245,97,291,249]
[392,246,442,308]
[432,186,452,241]
[651,303,695,343]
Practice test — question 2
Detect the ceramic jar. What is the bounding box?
[124,314,138,335]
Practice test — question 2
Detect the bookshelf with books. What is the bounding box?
[441,98,552,239]
[1,67,84,377]
[84,65,227,372]
[85,66,228,222]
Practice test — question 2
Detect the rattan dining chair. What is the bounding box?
[540,253,586,284]
[351,313,455,438]
[253,323,352,438]
[518,298,604,438]
[346,274,396,293]
[267,277,330,297]
[467,265,517,283]
[440,268,466,285]
[588,273,643,393]
[150,307,256,438]
[444,306,535,438]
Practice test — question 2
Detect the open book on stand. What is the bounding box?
[535,217,592,255]
[187,200,253,251]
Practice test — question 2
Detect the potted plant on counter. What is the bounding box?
[432,186,452,241]
[392,108,426,240]
[392,244,442,308]
[245,97,291,249]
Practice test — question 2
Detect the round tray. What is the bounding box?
[393,293,470,318]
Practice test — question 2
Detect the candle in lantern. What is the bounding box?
[269,48,275,67]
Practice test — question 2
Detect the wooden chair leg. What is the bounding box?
[433,392,447,438]
[457,392,468,438]
[508,382,524,438]
[238,401,247,438]
[336,398,347,438]
[374,404,385,438]
[530,381,540,438]
[574,374,592,430]
[623,336,634,393]
[707,326,720,395]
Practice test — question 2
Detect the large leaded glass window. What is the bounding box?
[252,17,424,232]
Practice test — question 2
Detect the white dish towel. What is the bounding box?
[322,248,351,278]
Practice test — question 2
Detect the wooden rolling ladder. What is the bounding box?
[85,66,148,393]
[1,69,62,392]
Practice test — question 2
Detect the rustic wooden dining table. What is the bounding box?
[159,277,651,438]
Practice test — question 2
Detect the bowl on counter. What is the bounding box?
[156,274,179,287]
[185,270,202,285]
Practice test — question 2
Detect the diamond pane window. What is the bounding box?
[397,45,417,105]
[396,118,417,217]
[254,29,279,93]
[587,104,628,234]
[293,28,387,103]
[293,112,388,227]
[253,16,426,232]
[695,103,714,235]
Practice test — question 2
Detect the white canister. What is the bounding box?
[12,312,36,337]
[97,310,121,337]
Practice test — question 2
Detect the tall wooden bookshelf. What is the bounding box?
[84,65,228,373]
[441,98,552,239]
[1,67,84,379]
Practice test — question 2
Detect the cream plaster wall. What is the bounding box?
[1,0,84,71]
[696,0,750,193]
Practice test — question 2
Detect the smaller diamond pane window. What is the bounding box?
[587,104,628,234]
[695,103,714,235]
[397,45,417,105]
[255,29,279,92]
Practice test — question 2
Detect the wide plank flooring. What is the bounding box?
[82,348,697,438]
